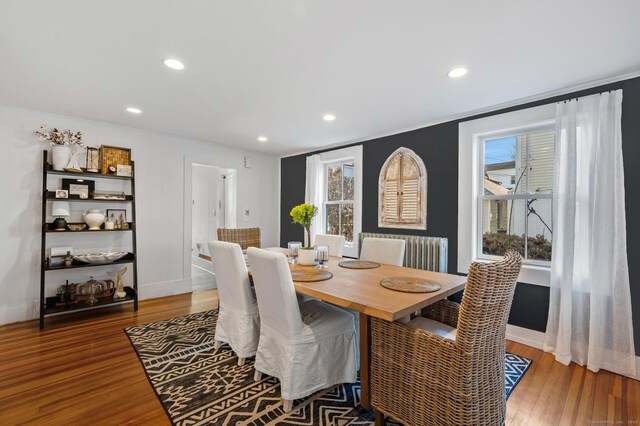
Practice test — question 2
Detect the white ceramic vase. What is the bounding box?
[83,209,106,230]
[297,248,317,266]
[52,145,71,171]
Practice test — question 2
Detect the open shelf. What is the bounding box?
[46,192,133,202]
[46,253,135,271]
[44,287,136,316]
[45,223,134,233]
[45,166,132,180]
[40,151,139,329]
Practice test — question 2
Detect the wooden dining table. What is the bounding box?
[250,252,467,409]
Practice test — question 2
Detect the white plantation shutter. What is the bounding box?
[384,180,398,220]
[400,179,418,220]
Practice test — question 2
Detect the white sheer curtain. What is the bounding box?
[544,90,636,377]
[305,154,323,246]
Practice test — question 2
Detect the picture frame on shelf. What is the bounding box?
[93,191,126,200]
[55,189,68,199]
[48,255,65,268]
[86,147,100,173]
[100,145,131,175]
[107,209,127,222]
[116,164,132,177]
[62,178,95,199]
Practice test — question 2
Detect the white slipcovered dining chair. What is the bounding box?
[208,240,260,366]
[247,247,357,412]
[313,234,346,257]
[360,237,406,266]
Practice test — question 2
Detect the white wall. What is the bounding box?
[0,105,279,325]
[191,164,221,256]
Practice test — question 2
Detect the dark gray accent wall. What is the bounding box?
[280,76,640,351]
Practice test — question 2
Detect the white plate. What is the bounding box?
[73,251,128,264]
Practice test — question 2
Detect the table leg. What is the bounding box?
[374,409,385,425]
[359,313,371,409]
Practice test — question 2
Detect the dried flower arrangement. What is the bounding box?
[34,126,83,146]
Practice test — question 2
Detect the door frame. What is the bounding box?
[182,155,237,283]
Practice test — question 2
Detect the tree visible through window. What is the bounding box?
[481,129,554,262]
[325,162,354,242]
[378,147,427,229]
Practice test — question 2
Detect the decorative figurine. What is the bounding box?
[64,251,73,267]
[108,266,127,299]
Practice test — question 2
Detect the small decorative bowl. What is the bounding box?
[67,224,87,231]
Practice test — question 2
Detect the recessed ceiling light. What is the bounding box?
[448,67,468,78]
[126,107,142,114]
[164,58,185,70]
[322,113,336,122]
[257,136,268,143]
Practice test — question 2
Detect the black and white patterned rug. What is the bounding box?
[125,310,531,425]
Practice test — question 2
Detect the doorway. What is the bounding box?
[186,161,237,291]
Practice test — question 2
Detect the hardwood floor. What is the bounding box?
[0,290,638,425]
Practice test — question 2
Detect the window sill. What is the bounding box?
[463,258,551,287]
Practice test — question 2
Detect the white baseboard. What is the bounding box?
[507,324,640,381]
[0,278,193,327]
[506,324,546,349]
[0,301,39,326]
[191,255,214,273]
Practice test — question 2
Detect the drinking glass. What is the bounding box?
[288,241,302,264]
[315,245,330,269]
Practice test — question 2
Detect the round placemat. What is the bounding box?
[338,260,381,269]
[291,270,333,282]
[380,277,442,293]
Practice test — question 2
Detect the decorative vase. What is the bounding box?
[83,209,106,230]
[297,248,317,266]
[52,145,71,171]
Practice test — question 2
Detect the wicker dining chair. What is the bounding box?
[217,228,261,250]
[370,250,523,426]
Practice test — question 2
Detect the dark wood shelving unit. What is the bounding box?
[45,166,133,180]
[44,287,136,315]
[39,150,139,329]
[46,192,134,202]
[45,253,135,271]
[45,222,134,233]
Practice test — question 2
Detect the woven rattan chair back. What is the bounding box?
[370,250,523,426]
[456,249,523,354]
[217,228,261,250]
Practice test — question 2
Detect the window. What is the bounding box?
[306,145,362,258]
[324,162,355,243]
[458,103,556,286]
[479,128,554,264]
[378,147,427,229]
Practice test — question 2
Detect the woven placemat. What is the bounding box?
[338,260,381,269]
[380,277,442,293]
[291,270,333,282]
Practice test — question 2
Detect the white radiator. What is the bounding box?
[358,232,448,272]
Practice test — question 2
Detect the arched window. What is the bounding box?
[378,147,427,229]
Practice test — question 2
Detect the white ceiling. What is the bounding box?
[1,1,639,155]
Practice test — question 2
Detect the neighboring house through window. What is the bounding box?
[480,129,554,264]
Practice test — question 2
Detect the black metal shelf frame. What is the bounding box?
[39,150,139,329]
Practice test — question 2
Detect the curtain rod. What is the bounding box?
[559,89,621,104]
